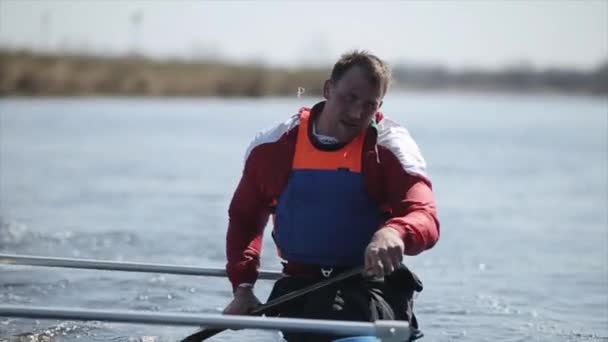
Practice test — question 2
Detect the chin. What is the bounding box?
[339,131,358,143]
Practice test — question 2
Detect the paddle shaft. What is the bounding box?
[181,266,364,342]
[0,253,283,280]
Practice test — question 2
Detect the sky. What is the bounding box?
[0,0,606,71]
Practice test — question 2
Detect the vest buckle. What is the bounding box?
[321,268,333,278]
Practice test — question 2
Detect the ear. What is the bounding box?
[378,100,383,109]
[323,79,333,100]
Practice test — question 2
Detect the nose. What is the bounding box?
[345,102,365,121]
[345,111,361,122]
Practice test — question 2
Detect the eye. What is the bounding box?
[363,102,377,112]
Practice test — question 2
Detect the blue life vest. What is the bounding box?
[273,109,385,267]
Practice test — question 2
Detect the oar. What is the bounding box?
[0,305,412,340]
[0,253,282,280]
[181,266,365,342]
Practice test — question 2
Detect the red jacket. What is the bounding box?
[226,102,440,288]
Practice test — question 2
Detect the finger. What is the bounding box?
[378,249,394,275]
[364,248,375,276]
[367,248,383,277]
[374,257,384,278]
[222,303,235,315]
[365,246,382,276]
[248,298,262,313]
[367,248,384,278]
[388,246,403,270]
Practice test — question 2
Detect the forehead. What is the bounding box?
[334,66,384,100]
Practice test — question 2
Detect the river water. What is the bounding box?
[0,93,606,341]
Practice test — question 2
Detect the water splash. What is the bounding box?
[0,218,30,247]
[6,321,94,342]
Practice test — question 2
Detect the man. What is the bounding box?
[223,50,440,341]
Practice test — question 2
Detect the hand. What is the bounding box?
[222,286,261,315]
[364,227,404,277]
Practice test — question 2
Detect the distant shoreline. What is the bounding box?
[1,91,604,105]
[1,50,606,97]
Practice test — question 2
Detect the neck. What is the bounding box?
[316,107,337,138]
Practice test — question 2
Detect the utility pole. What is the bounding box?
[40,10,52,53]
[130,9,143,56]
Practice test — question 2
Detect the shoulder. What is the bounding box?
[375,114,427,178]
[244,112,301,163]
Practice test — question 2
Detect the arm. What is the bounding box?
[383,174,440,256]
[365,147,440,276]
[226,152,271,291]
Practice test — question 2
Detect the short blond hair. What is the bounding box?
[330,50,391,95]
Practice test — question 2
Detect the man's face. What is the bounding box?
[323,65,384,142]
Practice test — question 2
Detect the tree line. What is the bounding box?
[1,50,606,97]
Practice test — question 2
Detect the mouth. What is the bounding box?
[339,119,359,129]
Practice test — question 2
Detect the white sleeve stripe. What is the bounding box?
[244,113,300,164]
[376,118,427,178]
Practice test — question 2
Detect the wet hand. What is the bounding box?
[364,227,404,277]
[222,286,261,316]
